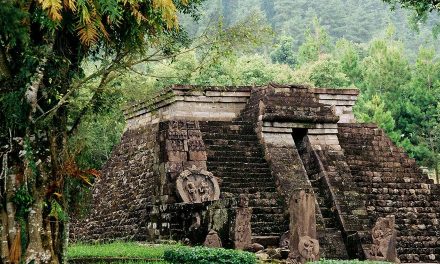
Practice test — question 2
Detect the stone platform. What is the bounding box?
[71,84,440,263]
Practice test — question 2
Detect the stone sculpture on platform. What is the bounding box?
[176,166,220,203]
[368,215,400,263]
[288,190,320,264]
[204,230,222,248]
[298,235,319,262]
[233,194,252,250]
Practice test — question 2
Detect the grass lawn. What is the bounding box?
[67,242,178,263]
[68,242,391,264]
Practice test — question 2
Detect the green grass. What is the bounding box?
[67,242,179,262]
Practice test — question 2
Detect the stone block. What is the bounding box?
[188,151,207,161]
[168,151,187,162]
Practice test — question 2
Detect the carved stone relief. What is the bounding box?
[233,194,252,250]
[288,190,320,263]
[368,215,400,263]
[204,230,222,248]
[298,235,319,263]
[176,166,220,203]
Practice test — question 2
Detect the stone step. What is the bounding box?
[206,150,265,158]
[203,133,258,141]
[251,213,286,223]
[208,163,269,170]
[323,217,336,228]
[221,191,279,200]
[221,182,276,189]
[199,121,253,127]
[252,225,288,235]
[320,207,334,218]
[204,139,260,147]
[252,207,285,214]
[218,174,275,182]
[221,187,277,193]
[213,166,271,173]
[207,156,266,163]
[251,236,282,248]
[318,228,350,259]
[249,198,280,207]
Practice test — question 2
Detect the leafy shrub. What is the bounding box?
[163,246,256,264]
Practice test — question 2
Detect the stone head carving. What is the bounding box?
[298,236,319,262]
[176,166,220,203]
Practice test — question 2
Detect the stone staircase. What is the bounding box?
[199,121,289,247]
[294,134,351,259]
[338,123,440,263]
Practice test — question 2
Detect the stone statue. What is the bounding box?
[199,179,211,202]
[186,180,197,202]
[204,230,222,248]
[233,194,252,250]
[368,215,400,263]
[288,190,320,263]
[176,166,220,203]
[298,236,319,263]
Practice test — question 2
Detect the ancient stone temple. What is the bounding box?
[71,84,440,263]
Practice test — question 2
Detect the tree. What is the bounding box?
[270,36,297,68]
[382,0,440,18]
[0,1,204,263]
[297,17,332,66]
[361,25,411,95]
[355,94,400,141]
[333,39,362,85]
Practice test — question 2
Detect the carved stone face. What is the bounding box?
[298,236,319,261]
[176,168,220,203]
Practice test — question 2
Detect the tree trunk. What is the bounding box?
[5,172,17,249]
[25,197,53,264]
[0,210,9,263]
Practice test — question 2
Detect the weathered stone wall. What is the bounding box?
[158,120,208,204]
[124,86,252,130]
[338,123,440,263]
[310,88,359,123]
[71,124,160,242]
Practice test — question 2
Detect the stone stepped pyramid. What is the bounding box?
[338,123,440,263]
[199,120,289,247]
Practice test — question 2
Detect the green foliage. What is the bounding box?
[48,199,68,222]
[333,39,363,84]
[270,36,297,67]
[163,246,257,264]
[12,185,34,219]
[67,242,174,259]
[361,28,411,94]
[0,91,28,134]
[308,56,351,88]
[355,94,400,141]
[382,0,440,19]
[297,17,332,66]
